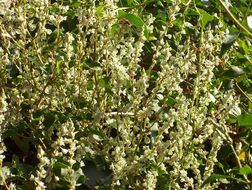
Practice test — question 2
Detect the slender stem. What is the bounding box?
[235,82,252,103]
[218,0,252,39]
[34,72,56,111]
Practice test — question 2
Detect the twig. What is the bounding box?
[235,82,252,103]
[34,74,56,110]
[218,0,252,39]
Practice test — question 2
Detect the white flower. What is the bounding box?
[224,0,232,8]
[201,0,210,6]
[208,93,216,103]
[230,104,241,117]
[9,183,16,189]
[143,170,158,190]
[0,0,11,15]
[247,16,252,29]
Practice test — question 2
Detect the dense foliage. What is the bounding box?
[0,0,252,189]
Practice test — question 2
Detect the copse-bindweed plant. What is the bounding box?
[0,0,252,189]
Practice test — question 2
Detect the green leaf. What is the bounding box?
[118,10,144,29]
[96,6,104,16]
[237,114,252,128]
[56,61,62,75]
[43,112,56,128]
[126,0,134,6]
[156,173,171,190]
[48,3,59,14]
[53,161,69,170]
[88,127,107,142]
[144,25,150,40]
[99,76,112,94]
[64,10,77,19]
[83,61,100,69]
[227,116,237,124]
[2,123,27,139]
[223,33,239,44]
[110,24,119,37]
[75,170,87,185]
[93,156,108,171]
[202,174,231,186]
[118,10,127,18]
[198,8,214,29]
[117,10,150,39]
[148,35,156,41]
[157,0,164,7]
[222,66,246,79]
[239,165,252,175]
[70,2,81,8]
[216,162,226,174]
[165,96,177,106]
[238,40,249,54]
[57,178,71,188]
[221,33,239,56]
[125,13,144,29]
[16,164,34,178]
[73,96,88,109]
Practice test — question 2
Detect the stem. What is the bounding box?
[34,72,56,111]
[192,0,204,107]
[218,0,252,39]
[235,82,252,103]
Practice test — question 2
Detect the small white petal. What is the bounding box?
[209,93,216,103]
[247,16,252,29]
[230,105,241,116]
